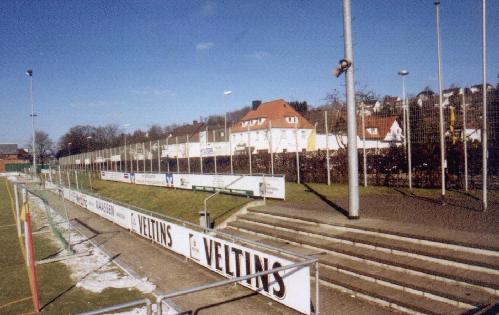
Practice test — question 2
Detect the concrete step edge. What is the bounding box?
[226,223,499,294]
[235,217,499,275]
[247,208,499,257]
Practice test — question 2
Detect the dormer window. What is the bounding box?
[242,121,249,127]
[366,127,379,135]
[286,116,298,124]
[258,118,265,125]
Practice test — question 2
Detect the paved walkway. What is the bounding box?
[42,189,399,315]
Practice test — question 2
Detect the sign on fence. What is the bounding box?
[100,171,285,199]
[58,186,309,314]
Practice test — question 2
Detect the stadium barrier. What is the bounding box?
[45,180,314,314]
[99,170,286,199]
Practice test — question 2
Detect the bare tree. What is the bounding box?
[29,131,54,165]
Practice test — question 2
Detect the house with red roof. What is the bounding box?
[231,99,315,153]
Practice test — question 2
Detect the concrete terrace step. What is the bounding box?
[319,267,464,315]
[227,220,499,291]
[248,206,499,252]
[237,213,499,270]
[222,227,498,308]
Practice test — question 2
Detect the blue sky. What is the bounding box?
[1,0,498,147]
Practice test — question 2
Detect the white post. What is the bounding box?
[135,143,139,172]
[124,135,128,172]
[22,188,30,266]
[269,121,274,176]
[157,140,161,173]
[67,170,71,189]
[213,130,217,174]
[187,135,191,174]
[166,136,171,173]
[229,127,233,174]
[325,111,331,186]
[247,125,252,175]
[295,121,300,184]
[176,136,180,173]
[406,82,413,190]
[75,170,79,191]
[58,165,62,185]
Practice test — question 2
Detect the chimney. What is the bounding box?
[252,100,262,110]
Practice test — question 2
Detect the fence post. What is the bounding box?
[325,111,331,186]
[14,184,21,238]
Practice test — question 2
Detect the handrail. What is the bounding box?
[202,174,246,228]
[76,298,152,315]
[156,258,319,315]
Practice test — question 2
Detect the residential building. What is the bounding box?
[230,99,315,153]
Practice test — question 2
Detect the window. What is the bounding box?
[281,129,287,140]
[286,116,298,124]
[366,127,379,135]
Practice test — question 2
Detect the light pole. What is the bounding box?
[435,1,446,203]
[398,70,412,190]
[224,91,232,142]
[342,0,359,219]
[481,0,488,211]
[26,69,37,174]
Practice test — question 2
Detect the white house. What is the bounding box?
[230,99,315,153]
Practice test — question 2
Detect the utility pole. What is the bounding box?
[435,1,446,203]
[343,0,359,218]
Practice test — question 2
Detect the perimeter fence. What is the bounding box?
[58,86,498,190]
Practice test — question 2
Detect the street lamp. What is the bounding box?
[223,91,232,141]
[398,69,412,190]
[26,69,37,174]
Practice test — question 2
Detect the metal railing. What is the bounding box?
[202,174,246,227]
[156,258,320,315]
[76,298,152,315]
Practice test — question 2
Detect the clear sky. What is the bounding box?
[1,0,498,147]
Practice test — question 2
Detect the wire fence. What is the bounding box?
[58,86,498,190]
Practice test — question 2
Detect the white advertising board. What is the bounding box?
[84,158,90,165]
[111,155,121,162]
[100,171,132,183]
[75,159,81,164]
[56,185,309,314]
[95,157,105,163]
[100,171,285,199]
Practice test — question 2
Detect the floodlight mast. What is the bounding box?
[336,0,359,219]
[26,69,37,174]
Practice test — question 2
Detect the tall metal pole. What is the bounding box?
[27,70,37,174]
[343,0,359,218]
[135,143,139,172]
[295,122,300,184]
[399,70,412,189]
[223,91,232,142]
[462,89,469,192]
[325,112,331,185]
[435,1,446,203]
[481,0,488,211]
[361,102,367,187]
